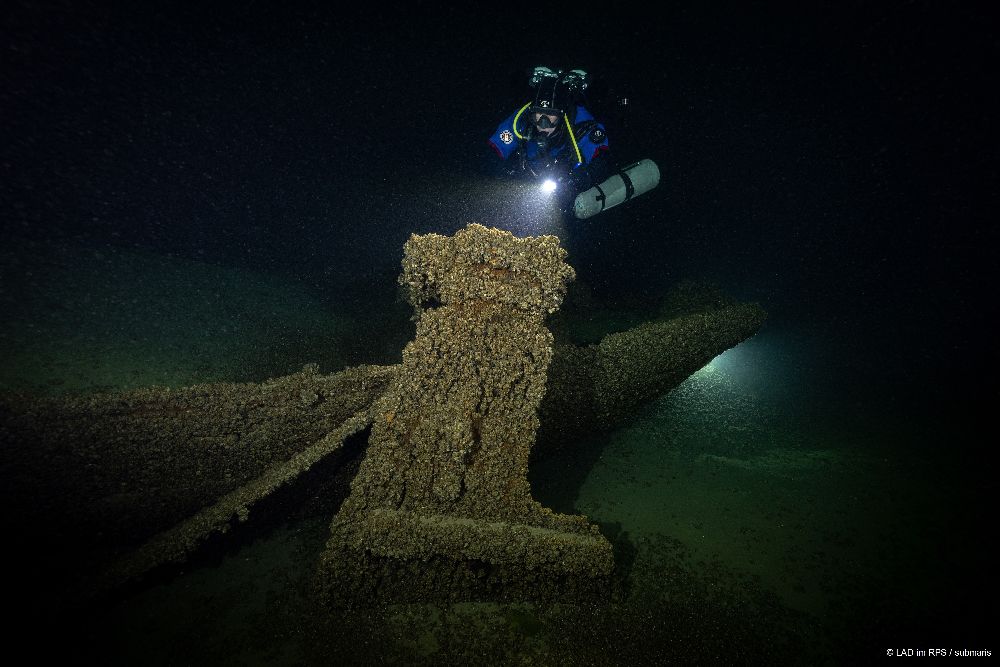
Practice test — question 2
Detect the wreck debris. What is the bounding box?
[539,302,767,449]
[316,224,614,603]
[86,407,373,600]
[0,363,394,593]
[1,225,768,606]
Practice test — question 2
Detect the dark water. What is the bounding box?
[1,2,995,664]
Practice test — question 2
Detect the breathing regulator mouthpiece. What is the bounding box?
[535,115,556,130]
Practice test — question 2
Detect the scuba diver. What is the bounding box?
[487,66,660,220]
[487,67,611,210]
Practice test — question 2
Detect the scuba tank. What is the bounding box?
[569,74,661,219]
[573,158,660,219]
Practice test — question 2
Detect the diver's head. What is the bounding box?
[528,80,567,144]
[531,109,561,137]
[527,66,585,142]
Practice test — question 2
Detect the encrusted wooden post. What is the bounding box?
[316,224,613,603]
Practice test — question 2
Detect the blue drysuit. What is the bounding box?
[487,104,610,191]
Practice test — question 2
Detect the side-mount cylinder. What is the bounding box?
[574,158,660,219]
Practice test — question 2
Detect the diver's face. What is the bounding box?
[533,112,559,136]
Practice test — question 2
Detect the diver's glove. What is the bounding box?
[552,175,579,212]
[483,145,523,180]
[568,164,594,192]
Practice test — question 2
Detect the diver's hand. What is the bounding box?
[568,166,592,191]
[554,168,578,188]
[553,176,578,211]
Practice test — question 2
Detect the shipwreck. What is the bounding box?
[0,223,766,607]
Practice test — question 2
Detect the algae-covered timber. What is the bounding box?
[316,224,614,604]
[0,223,765,603]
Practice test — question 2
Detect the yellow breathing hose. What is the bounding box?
[564,112,583,165]
[514,102,584,165]
[512,102,531,140]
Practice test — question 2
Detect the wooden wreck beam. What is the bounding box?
[0,363,395,589]
[539,302,767,449]
[315,224,615,604]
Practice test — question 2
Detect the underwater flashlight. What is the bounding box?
[541,179,557,194]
